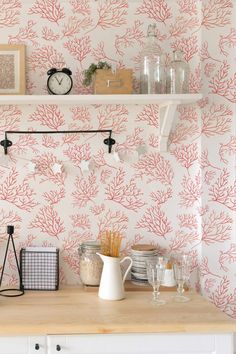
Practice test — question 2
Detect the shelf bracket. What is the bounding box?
[159,101,180,152]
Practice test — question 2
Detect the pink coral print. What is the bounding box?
[28,0,65,24]
[62,230,92,276]
[219,136,236,164]
[71,106,90,123]
[197,104,232,138]
[179,172,202,208]
[150,188,172,205]
[169,230,198,252]
[64,36,91,64]
[219,28,236,56]
[0,168,37,211]
[42,135,60,149]
[136,105,159,128]
[42,27,60,41]
[90,204,105,216]
[201,0,233,29]
[209,169,236,211]
[62,17,92,38]
[0,105,21,131]
[172,143,198,172]
[71,214,90,230]
[64,143,91,168]
[30,205,65,239]
[136,0,171,24]
[177,0,197,16]
[177,106,198,122]
[171,36,198,62]
[200,257,221,278]
[0,210,21,237]
[72,172,99,208]
[97,105,128,134]
[105,168,145,211]
[135,152,174,185]
[169,122,199,146]
[43,189,65,205]
[9,20,38,46]
[29,105,65,130]
[98,210,128,234]
[204,62,216,78]
[169,17,199,38]
[117,128,144,153]
[115,20,144,56]
[200,42,221,63]
[89,0,128,31]
[137,205,172,238]
[33,153,66,186]
[11,134,38,156]
[219,243,236,272]
[209,61,236,103]
[0,0,21,27]
[29,46,65,72]
[92,41,118,63]
[70,0,91,16]
[202,211,232,245]
[189,64,202,93]
[209,276,236,318]
[177,214,198,230]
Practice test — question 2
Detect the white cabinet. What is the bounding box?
[47,333,233,354]
[0,336,46,354]
[0,333,233,354]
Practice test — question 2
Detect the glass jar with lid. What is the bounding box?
[140,23,165,94]
[166,50,190,94]
[79,241,103,286]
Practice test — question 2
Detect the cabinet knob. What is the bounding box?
[35,343,40,350]
[56,344,61,351]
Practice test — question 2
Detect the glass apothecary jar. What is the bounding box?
[166,50,190,94]
[79,241,103,286]
[140,23,166,94]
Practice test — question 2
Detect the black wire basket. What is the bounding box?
[20,247,59,291]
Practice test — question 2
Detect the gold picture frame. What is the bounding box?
[0,44,26,95]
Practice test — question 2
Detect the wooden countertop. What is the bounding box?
[0,286,235,336]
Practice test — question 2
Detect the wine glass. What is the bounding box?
[173,254,191,303]
[146,257,167,305]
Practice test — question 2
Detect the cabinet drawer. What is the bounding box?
[0,336,46,354]
[47,333,233,354]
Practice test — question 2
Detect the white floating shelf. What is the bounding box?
[0,93,202,106]
[0,93,202,152]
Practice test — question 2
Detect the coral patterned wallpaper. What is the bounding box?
[0,0,235,320]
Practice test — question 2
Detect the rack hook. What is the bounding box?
[104,136,116,153]
[0,133,12,155]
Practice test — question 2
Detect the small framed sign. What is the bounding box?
[0,44,26,95]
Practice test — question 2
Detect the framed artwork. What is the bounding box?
[0,44,26,95]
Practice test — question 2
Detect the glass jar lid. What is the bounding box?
[80,241,101,251]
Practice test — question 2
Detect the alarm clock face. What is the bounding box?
[47,71,73,95]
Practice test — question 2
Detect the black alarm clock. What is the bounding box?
[47,68,73,95]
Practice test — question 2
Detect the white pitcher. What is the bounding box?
[97,253,133,301]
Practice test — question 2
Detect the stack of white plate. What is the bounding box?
[130,244,158,286]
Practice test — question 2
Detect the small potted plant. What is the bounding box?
[82,61,133,94]
[82,61,111,87]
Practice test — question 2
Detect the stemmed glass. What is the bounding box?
[146,257,167,305]
[173,254,191,303]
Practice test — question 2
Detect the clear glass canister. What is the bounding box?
[79,241,103,286]
[140,23,165,94]
[166,50,190,94]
